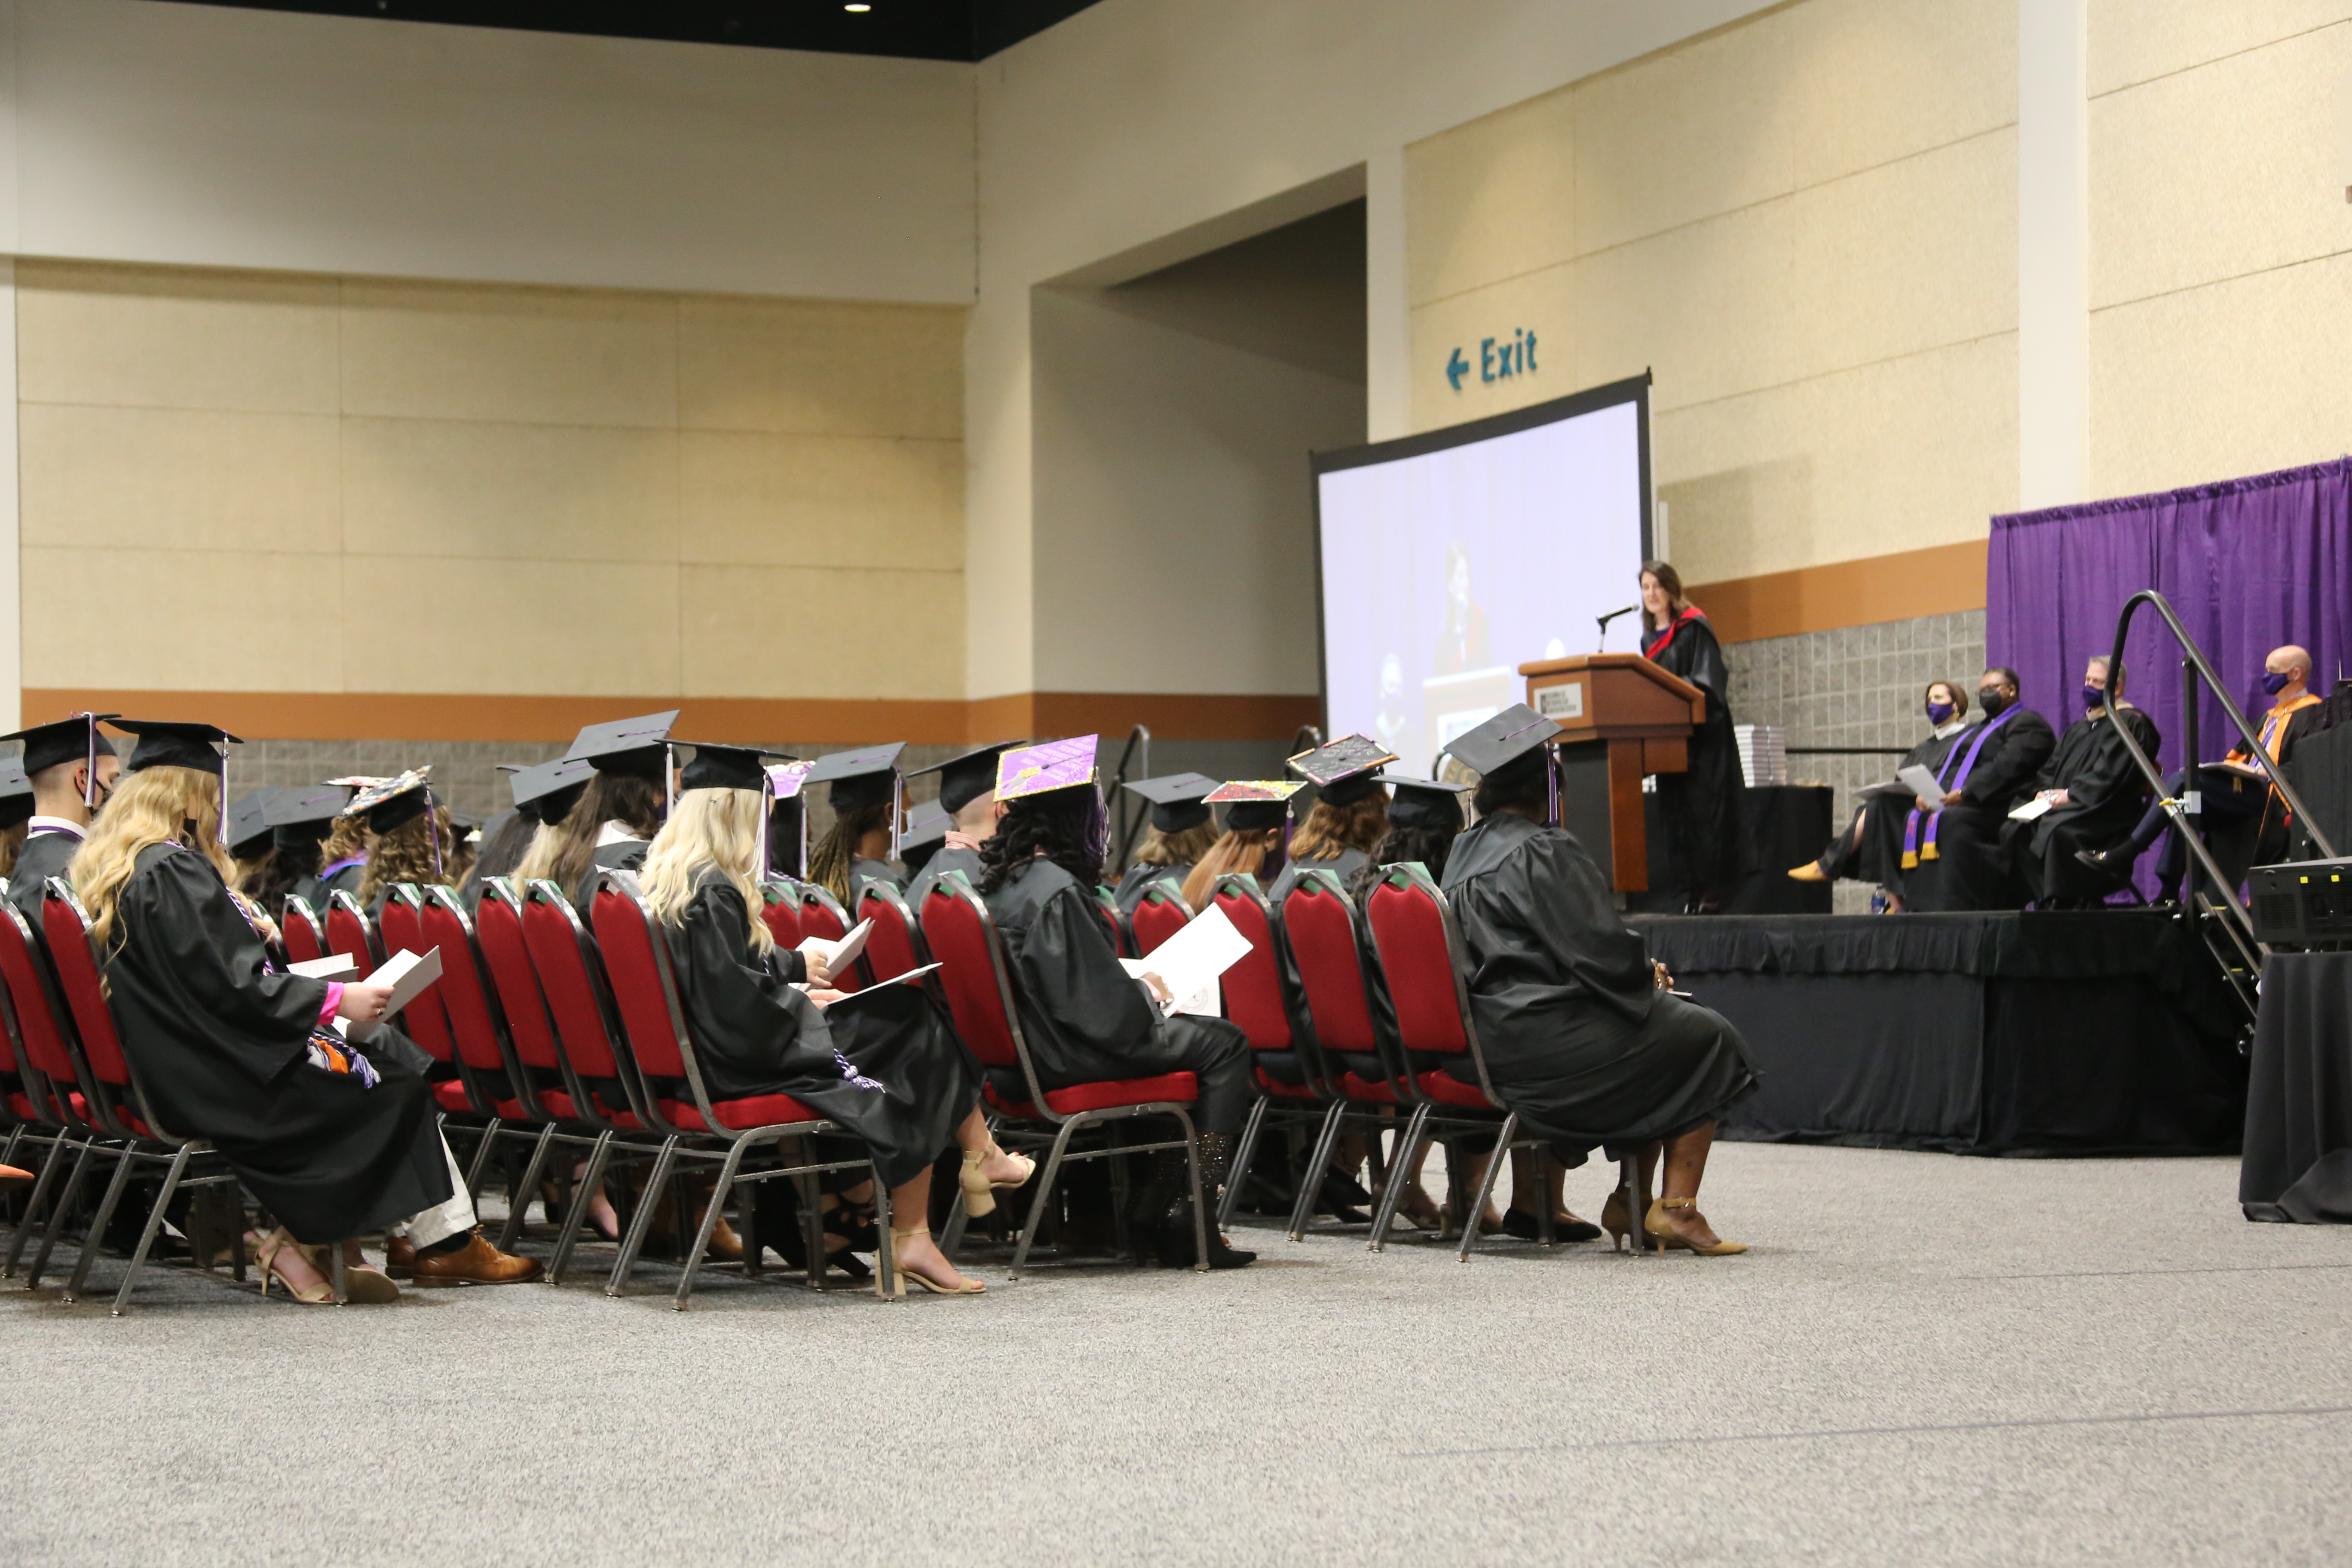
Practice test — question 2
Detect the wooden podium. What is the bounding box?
[1517,653,1705,891]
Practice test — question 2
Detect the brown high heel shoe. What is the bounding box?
[1602,1191,1632,1251]
[1643,1197,1747,1256]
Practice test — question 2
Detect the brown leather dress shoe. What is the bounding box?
[409,1231,544,1287]
[383,1235,416,1279]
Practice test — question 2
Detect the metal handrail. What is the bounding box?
[1289,724,1323,756]
[2101,590,2337,960]
[1106,723,1152,875]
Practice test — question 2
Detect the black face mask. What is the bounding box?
[1978,687,2009,718]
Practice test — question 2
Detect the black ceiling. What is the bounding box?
[161,1,1106,62]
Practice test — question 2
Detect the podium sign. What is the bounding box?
[1518,654,1704,893]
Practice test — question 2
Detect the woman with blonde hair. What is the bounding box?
[74,721,539,1302]
[638,744,1030,1295]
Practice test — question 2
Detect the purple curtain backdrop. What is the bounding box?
[1986,457,2352,895]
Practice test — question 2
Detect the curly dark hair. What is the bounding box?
[978,789,1105,895]
[1470,749,1549,818]
[1347,823,1461,903]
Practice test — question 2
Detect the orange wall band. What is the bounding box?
[1687,539,1989,645]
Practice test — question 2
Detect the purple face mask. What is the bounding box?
[1926,701,1956,726]
[2262,670,2293,696]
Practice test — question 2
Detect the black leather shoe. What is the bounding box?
[1504,1207,1603,1243]
[2074,847,2130,876]
[1155,1213,1256,1269]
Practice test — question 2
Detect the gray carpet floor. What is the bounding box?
[4,1141,2348,1566]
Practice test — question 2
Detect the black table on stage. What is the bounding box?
[2240,952,2352,1222]
[1628,784,1833,916]
[1631,910,2246,1156]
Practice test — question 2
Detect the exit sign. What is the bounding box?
[1446,328,1538,391]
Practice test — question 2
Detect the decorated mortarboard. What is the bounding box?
[506,756,595,824]
[765,760,815,800]
[1286,734,1399,808]
[1123,772,1220,834]
[1384,776,1470,832]
[227,790,275,858]
[1437,704,1563,778]
[995,736,1099,802]
[1205,778,1306,833]
[340,766,435,833]
[809,743,907,815]
[114,720,242,775]
[0,714,119,779]
[0,758,31,832]
[897,799,953,873]
[563,710,679,783]
[678,743,780,794]
[907,741,1023,816]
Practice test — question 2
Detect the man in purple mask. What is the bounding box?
[2006,656,2162,907]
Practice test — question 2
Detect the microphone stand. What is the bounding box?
[1596,605,1638,652]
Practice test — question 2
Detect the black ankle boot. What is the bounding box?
[1153,1131,1254,1269]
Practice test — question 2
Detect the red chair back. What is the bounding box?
[1362,866,1474,1060]
[420,888,517,1083]
[40,884,156,1139]
[759,881,803,947]
[325,891,379,979]
[281,895,326,965]
[1279,872,1377,1054]
[1130,883,1191,956]
[590,884,690,1082]
[0,900,76,1119]
[520,880,624,1083]
[1211,875,1292,1053]
[475,880,563,1076]
[855,882,924,982]
[917,879,1021,1071]
[797,883,859,991]
[1094,887,1128,956]
[377,885,456,1068]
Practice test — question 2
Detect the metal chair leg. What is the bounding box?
[549,1131,616,1285]
[1534,1144,1555,1247]
[1458,1113,1517,1263]
[795,1150,829,1292]
[1368,1105,1430,1253]
[496,1123,558,1253]
[63,1144,144,1302]
[1620,1154,1649,1256]
[1176,1110,1207,1271]
[871,1163,897,1301]
[1009,1121,1081,1280]
[4,1133,79,1277]
[937,1185,970,1259]
[461,1122,503,1200]
[1217,1095,1269,1231]
[25,1137,105,1288]
[674,1139,753,1311]
[1286,1100,1347,1242]
[110,1144,194,1315]
[606,1136,677,1296]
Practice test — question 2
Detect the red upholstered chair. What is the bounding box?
[1093,886,1130,957]
[0,898,94,1281]
[855,881,926,984]
[796,883,865,991]
[280,895,327,966]
[1207,872,1332,1230]
[1128,881,1191,958]
[1275,867,1419,1241]
[919,874,1207,1275]
[384,884,527,1203]
[1361,861,1644,1261]
[758,881,804,948]
[37,881,252,1311]
[590,876,884,1305]
[325,890,380,979]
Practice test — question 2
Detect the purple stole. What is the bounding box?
[1902,707,2016,869]
[318,854,365,882]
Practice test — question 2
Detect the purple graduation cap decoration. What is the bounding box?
[994,735,1100,801]
[766,760,815,879]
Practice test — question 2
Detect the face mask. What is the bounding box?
[2262,670,2292,696]
[1978,688,2008,718]
[2082,685,2105,711]
[1926,701,1956,726]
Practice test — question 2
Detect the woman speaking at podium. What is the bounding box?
[1640,561,1746,912]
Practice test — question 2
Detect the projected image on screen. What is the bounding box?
[1314,379,1650,776]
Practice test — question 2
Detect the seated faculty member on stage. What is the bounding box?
[1638,561,1746,911]
[1909,668,2056,911]
[2078,643,2322,901]
[1110,772,1222,915]
[1439,706,1757,1255]
[2004,657,2160,907]
[1,713,120,924]
[1788,681,1972,900]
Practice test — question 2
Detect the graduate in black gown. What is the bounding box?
[1177,783,1298,913]
[342,769,452,913]
[977,738,1257,1268]
[510,711,674,910]
[480,754,594,907]
[1266,735,1396,905]
[1,713,120,925]
[0,756,32,883]
[76,721,538,1301]
[255,783,349,918]
[1908,668,2057,912]
[2003,656,2161,907]
[807,744,909,906]
[640,743,1027,1295]
[226,789,276,893]
[1638,562,1748,911]
[903,742,1018,913]
[1110,773,1221,915]
[1788,681,1974,905]
[1439,705,1757,1255]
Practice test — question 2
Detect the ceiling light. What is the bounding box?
[844,3,870,10]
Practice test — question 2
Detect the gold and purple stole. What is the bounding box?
[1902,707,2017,869]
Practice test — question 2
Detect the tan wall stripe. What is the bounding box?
[1690,540,1990,646]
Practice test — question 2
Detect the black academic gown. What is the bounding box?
[1112,861,1191,917]
[1266,847,1369,906]
[981,858,1253,1140]
[574,837,649,911]
[105,842,451,1243]
[1647,614,1749,904]
[287,873,329,918]
[2007,706,2161,903]
[904,845,984,918]
[7,827,83,925]
[850,857,905,903]
[1439,812,1757,1155]
[318,861,365,908]
[1912,707,2058,911]
[660,870,975,1188]
[1822,726,1965,889]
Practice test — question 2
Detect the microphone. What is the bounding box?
[1595,604,1639,651]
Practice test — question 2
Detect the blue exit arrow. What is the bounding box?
[1446,347,1469,391]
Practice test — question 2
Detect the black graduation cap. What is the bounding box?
[907,741,1020,816]
[1438,704,1562,778]
[114,720,242,775]
[227,790,275,858]
[341,767,434,833]
[1124,772,1219,834]
[1287,734,1399,808]
[265,784,349,833]
[505,756,595,825]
[0,714,119,778]
[898,799,952,873]
[1385,776,1470,832]
[563,710,678,783]
[808,743,906,815]
[678,743,778,794]
[0,758,35,831]
[1205,779,1304,834]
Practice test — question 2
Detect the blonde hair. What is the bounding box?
[638,787,774,956]
[1286,789,1390,865]
[315,811,369,872]
[74,766,237,952]
[1134,818,1220,870]
[514,772,662,906]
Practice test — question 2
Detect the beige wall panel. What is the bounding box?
[680,565,961,698]
[2089,0,2351,95]
[19,404,340,553]
[16,261,340,415]
[24,545,335,689]
[1406,267,1574,433]
[2092,254,2352,497]
[346,554,681,695]
[340,417,679,563]
[1658,332,2015,582]
[1574,13,1801,256]
[1782,0,2016,190]
[678,297,963,440]
[339,281,679,429]
[2090,28,2352,309]
[1574,197,1798,411]
[1405,86,1575,308]
[1786,127,2016,381]
[679,431,962,571]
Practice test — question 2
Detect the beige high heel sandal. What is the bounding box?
[957,1145,1036,1220]
[1642,1197,1747,1256]
[253,1228,338,1305]
[888,1226,985,1296]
